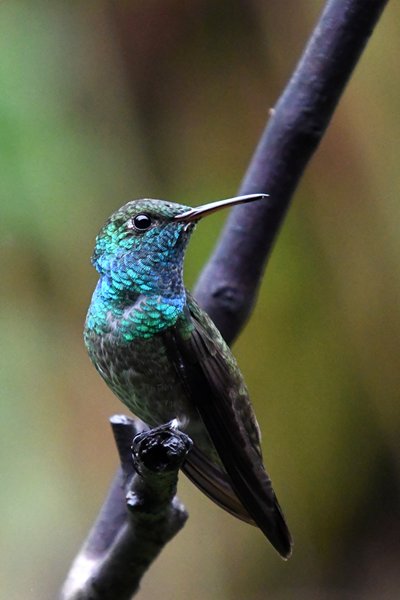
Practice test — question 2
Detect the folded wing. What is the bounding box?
[162,297,292,558]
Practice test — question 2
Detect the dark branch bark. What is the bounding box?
[60,417,191,600]
[61,0,388,597]
[194,0,388,344]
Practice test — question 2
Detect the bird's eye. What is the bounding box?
[131,213,152,231]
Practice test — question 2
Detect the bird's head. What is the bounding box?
[93,199,192,273]
[92,195,267,298]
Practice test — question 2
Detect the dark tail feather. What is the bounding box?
[181,445,292,559]
[181,445,254,525]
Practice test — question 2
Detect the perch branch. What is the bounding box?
[60,417,192,600]
[61,0,388,597]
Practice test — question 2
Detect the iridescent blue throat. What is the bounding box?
[85,280,185,341]
[85,224,188,342]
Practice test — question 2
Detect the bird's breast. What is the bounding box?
[86,325,198,429]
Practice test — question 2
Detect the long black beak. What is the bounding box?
[173,193,268,222]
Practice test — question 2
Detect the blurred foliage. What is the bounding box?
[0,1,399,599]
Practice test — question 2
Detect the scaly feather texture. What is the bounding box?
[84,197,292,558]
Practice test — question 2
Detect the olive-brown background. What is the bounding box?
[1,2,399,599]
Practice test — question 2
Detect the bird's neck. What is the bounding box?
[85,268,186,342]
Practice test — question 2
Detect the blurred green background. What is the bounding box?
[1,1,399,599]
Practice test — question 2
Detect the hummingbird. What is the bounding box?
[84,193,292,558]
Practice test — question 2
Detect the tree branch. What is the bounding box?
[194,0,388,344]
[60,417,191,600]
[61,0,388,597]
